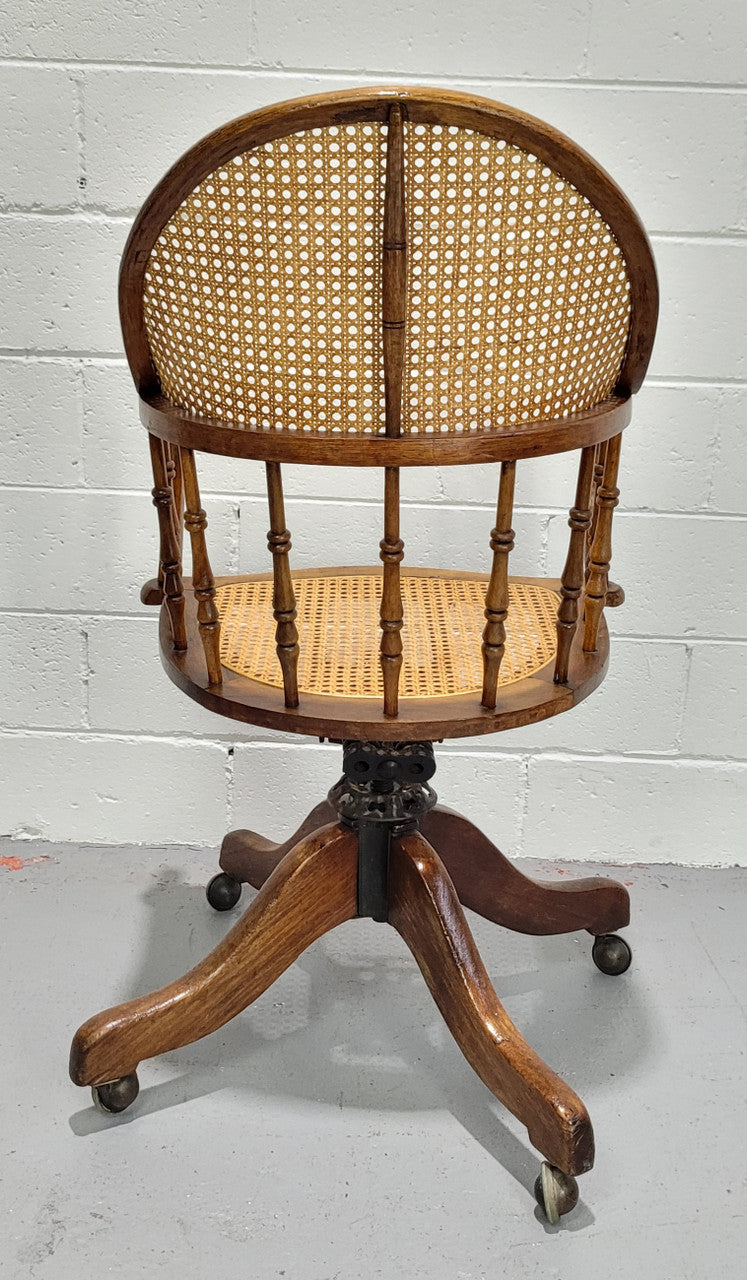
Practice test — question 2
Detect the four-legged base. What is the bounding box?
[70,742,631,1220]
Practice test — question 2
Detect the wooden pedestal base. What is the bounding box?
[70,798,630,1182]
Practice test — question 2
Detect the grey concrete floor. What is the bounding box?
[1,839,745,1279]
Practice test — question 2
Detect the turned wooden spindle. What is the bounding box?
[166,443,184,555]
[586,440,607,574]
[380,466,405,718]
[554,446,596,684]
[377,101,408,718]
[148,433,186,650]
[265,461,300,708]
[180,448,222,687]
[584,432,622,652]
[481,461,516,709]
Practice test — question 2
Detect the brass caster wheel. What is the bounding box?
[206,872,242,912]
[592,932,632,976]
[534,1162,579,1224]
[91,1072,140,1115]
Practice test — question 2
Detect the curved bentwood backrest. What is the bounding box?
[124,88,658,725]
[121,85,657,463]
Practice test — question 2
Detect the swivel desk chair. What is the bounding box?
[70,87,658,1223]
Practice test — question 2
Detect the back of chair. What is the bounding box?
[121,87,658,722]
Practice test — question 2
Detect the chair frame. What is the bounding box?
[70,87,659,1224]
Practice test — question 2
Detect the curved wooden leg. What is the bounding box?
[421,805,629,936]
[70,823,357,1089]
[388,830,594,1176]
[219,798,338,888]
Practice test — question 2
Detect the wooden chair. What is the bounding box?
[69,87,658,1223]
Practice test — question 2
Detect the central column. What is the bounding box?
[328,741,437,920]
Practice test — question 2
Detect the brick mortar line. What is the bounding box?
[2,209,746,246]
[0,210,132,224]
[2,725,745,766]
[3,606,745,641]
[4,489,745,520]
[2,352,745,392]
[2,58,747,93]
[3,610,746,647]
[0,350,126,361]
[3,483,746,520]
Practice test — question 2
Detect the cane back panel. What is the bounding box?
[142,114,631,437]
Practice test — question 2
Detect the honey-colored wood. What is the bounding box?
[215,573,559,699]
[139,578,164,605]
[69,823,357,1088]
[481,461,516,709]
[180,448,222,686]
[606,581,625,608]
[162,570,609,742]
[166,443,183,552]
[140,444,182,607]
[379,467,404,717]
[586,440,606,569]
[265,462,300,708]
[148,432,186,650]
[554,446,596,684]
[388,830,594,1176]
[586,442,625,608]
[584,432,622,652]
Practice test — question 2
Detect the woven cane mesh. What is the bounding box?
[143,118,630,435]
[403,124,630,431]
[214,573,559,699]
[144,124,386,432]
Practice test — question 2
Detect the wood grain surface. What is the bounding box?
[388,829,595,1175]
[70,824,357,1088]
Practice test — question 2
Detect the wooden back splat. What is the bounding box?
[481,461,516,709]
[180,448,222,686]
[379,103,407,718]
[148,433,186,650]
[584,432,622,651]
[554,445,596,683]
[265,461,300,708]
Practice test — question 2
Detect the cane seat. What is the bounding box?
[214,570,560,699]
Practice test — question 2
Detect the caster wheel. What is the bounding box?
[206,872,242,912]
[592,933,632,976]
[91,1072,139,1115]
[534,1162,579,1223]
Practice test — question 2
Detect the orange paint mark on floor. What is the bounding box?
[0,855,52,871]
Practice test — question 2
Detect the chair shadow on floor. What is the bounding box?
[68,855,653,1229]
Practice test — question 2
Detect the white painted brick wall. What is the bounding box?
[2,1,745,863]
